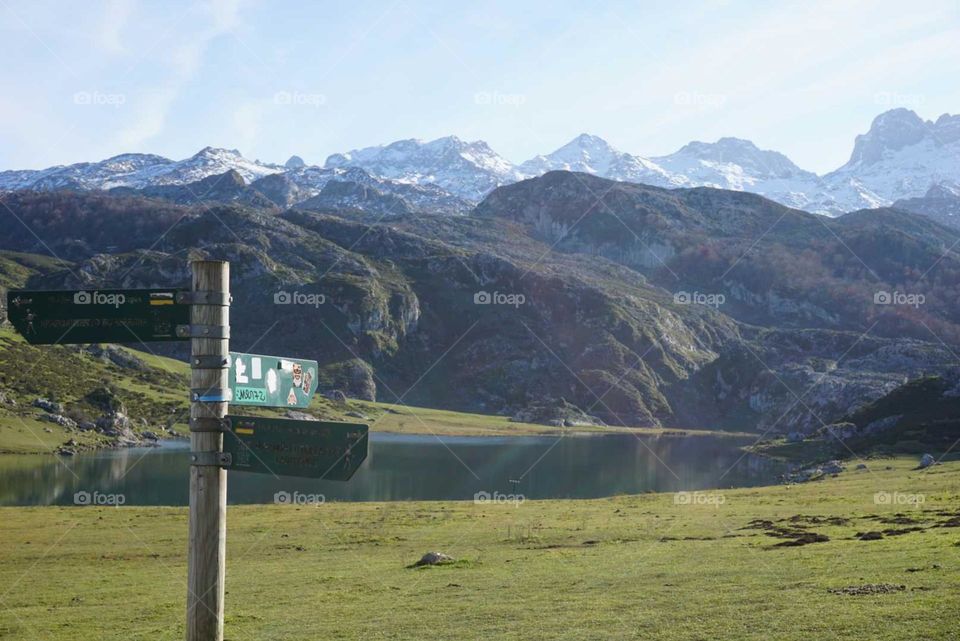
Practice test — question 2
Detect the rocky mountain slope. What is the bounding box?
[1,174,958,435]
[893,181,960,230]
[476,171,960,345]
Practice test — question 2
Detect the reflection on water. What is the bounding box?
[0,432,785,506]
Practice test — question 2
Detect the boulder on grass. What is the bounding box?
[410,552,454,568]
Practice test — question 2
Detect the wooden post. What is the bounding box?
[186,260,230,641]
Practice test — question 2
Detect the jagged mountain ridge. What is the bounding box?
[2,108,958,216]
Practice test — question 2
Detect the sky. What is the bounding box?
[1,0,958,174]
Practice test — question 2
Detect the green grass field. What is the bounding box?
[0,456,956,640]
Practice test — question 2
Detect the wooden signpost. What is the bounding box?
[185,261,230,641]
[6,260,369,641]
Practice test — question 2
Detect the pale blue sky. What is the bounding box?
[1,0,958,173]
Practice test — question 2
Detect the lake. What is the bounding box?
[0,432,785,506]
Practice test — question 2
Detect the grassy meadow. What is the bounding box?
[0,456,957,640]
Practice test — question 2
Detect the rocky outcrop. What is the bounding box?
[79,344,146,370]
[510,398,605,427]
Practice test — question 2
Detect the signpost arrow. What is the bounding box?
[5,288,189,344]
[228,352,318,408]
[223,416,368,481]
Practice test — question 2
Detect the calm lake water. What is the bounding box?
[0,432,785,506]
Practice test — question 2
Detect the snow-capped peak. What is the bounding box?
[323,135,522,200]
[152,147,281,186]
[519,134,679,187]
[823,109,960,211]
[656,137,813,180]
[844,108,929,168]
[520,133,620,174]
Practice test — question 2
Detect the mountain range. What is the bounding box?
[2,167,960,436]
[2,109,958,218]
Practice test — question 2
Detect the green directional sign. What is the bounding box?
[223,416,368,480]
[5,289,189,345]
[228,352,318,408]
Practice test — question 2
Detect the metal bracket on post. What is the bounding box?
[191,388,233,403]
[176,324,230,339]
[176,290,232,306]
[189,451,232,467]
[192,354,231,370]
[190,416,231,433]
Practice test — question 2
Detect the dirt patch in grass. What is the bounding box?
[771,533,830,547]
[856,531,884,541]
[828,584,906,596]
[742,518,831,547]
